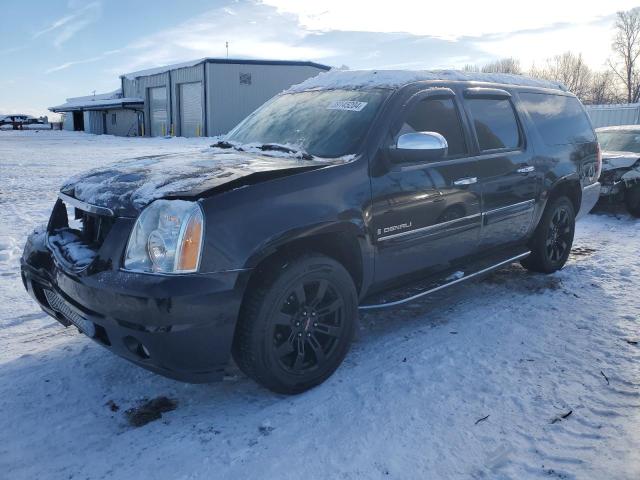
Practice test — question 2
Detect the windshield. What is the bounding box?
[597,131,640,153]
[226,89,390,158]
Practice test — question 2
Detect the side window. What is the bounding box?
[398,97,467,157]
[111,113,117,126]
[466,98,520,151]
[519,93,595,145]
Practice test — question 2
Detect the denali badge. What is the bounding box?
[377,222,413,236]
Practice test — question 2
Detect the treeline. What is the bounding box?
[463,8,640,105]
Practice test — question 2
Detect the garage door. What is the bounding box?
[179,82,202,137]
[149,86,167,137]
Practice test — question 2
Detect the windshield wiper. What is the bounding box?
[258,143,314,160]
[211,141,314,160]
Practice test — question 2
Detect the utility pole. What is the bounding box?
[226,41,229,59]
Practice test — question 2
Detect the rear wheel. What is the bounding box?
[624,184,640,217]
[521,196,575,274]
[232,254,357,394]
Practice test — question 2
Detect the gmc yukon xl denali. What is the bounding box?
[21,70,601,394]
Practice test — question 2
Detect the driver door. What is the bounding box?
[370,89,482,285]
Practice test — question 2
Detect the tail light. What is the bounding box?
[595,143,602,181]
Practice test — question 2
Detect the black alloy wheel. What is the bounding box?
[545,206,572,263]
[522,196,575,274]
[233,254,357,394]
[624,184,640,217]
[272,279,345,374]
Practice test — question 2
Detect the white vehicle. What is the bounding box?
[596,125,640,217]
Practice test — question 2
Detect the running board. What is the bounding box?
[359,250,531,310]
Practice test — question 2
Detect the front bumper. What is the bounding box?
[577,182,601,220]
[20,228,247,383]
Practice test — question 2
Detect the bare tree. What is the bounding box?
[529,52,592,98]
[608,8,640,103]
[462,58,521,74]
[587,71,622,105]
[481,57,522,75]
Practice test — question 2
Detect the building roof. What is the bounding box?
[0,114,36,121]
[121,57,331,80]
[49,89,143,112]
[286,69,567,93]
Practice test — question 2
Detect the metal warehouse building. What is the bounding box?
[50,58,330,137]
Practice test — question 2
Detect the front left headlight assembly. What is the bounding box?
[123,200,204,274]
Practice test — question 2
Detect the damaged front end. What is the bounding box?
[599,153,640,197]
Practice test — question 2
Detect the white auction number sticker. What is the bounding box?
[327,100,368,112]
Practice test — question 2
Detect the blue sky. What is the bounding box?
[1,0,637,118]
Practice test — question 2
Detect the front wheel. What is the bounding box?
[232,253,358,394]
[624,184,640,217]
[522,196,575,274]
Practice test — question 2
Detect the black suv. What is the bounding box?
[21,70,601,394]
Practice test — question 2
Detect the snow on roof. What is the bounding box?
[121,57,330,80]
[0,113,36,121]
[49,89,143,112]
[595,124,640,132]
[286,69,567,93]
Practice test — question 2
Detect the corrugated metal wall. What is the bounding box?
[586,103,640,128]
[122,61,326,137]
[62,113,74,131]
[206,63,325,136]
[124,72,170,136]
[104,109,140,136]
[83,111,104,134]
[171,64,205,137]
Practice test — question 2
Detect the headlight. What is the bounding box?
[123,200,204,274]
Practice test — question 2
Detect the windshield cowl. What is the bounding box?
[211,140,314,160]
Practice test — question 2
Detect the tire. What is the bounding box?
[521,196,575,274]
[232,253,358,394]
[624,184,640,217]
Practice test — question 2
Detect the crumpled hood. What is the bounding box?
[60,149,341,216]
[601,150,640,171]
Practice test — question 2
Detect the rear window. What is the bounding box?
[519,93,595,146]
[466,98,521,151]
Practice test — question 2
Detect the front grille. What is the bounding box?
[43,289,95,336]
[44,289,86,326]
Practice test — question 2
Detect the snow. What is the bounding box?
[122,58,207,80]
[49,90,143,112]
[120,58,330,80]
[1,130,639,479]
[596,125,640,132]
[60,140,351,215]
[48,229,97,268]
[287,69,567,92]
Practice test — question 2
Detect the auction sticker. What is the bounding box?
[327,100,368,111]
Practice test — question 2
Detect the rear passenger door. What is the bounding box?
[463,88,538,248]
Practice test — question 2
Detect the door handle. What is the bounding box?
[453,177,478,186]
[517,166,535,174]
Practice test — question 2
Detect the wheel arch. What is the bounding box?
[547,177,582,214]
[241,222,372,300]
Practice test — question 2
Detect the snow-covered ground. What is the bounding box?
[0,130,638,480]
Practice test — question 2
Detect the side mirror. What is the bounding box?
[389,132,448,163]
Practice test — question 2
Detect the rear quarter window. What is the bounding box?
[519,93,595,146]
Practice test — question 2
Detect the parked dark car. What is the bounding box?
[595,125,640,216]
[21,70,601,394]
